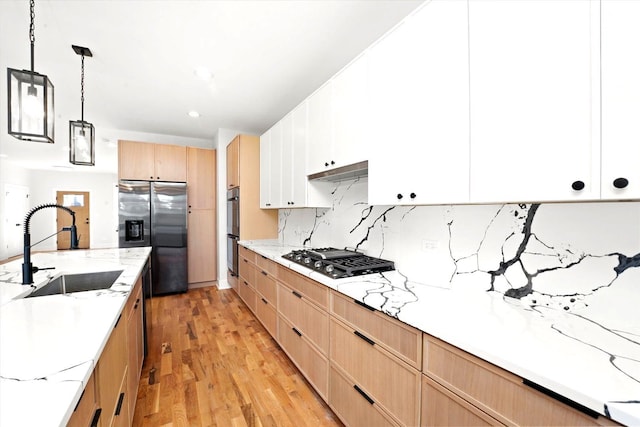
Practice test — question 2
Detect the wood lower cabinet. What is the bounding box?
[97,313,128,427]
[278,315,329,400]
[423,334,618,426]
[125,277,144,426]
[255,296,277,337]
[277,265,329,309]
[187,209,217,284]
[67,372,99,427]
[330,317,421,426]
[421,374,500,427]
[329,365,400,427]
[278,281,329,354]
[238,277,257,314]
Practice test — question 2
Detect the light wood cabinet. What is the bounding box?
[238,277,257,314]
[601,0,640,200]
[187,209,217,284]
[421,374,500,427]
[423,334,617,426]
[67,372,99,427]
[330,317,421,426]
[187,147,216,209]
[125,277,144,426]
[225,134,278,240]
[256,296,277,337]
[226,135,240,189]
[278,281,329,355]
[330,291,422,369]
[468,0,599,203]
[96,312,128,427]
[278,315,329,400]
[118,140,187,182]
[277,265,329,309]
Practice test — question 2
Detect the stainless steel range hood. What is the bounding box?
[307,160,368,182]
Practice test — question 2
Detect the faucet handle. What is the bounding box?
[32,266,55,273]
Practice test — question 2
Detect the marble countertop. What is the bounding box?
[240,239,640,426]
[0,247,152,427]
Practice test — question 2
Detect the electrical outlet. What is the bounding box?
[421,239,439,251]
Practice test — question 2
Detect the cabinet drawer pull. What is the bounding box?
[90,409,102,427]
[114,313,122,328]
[292,327,302,337]
[243,281,249,286]
[613,177,629,189]
[261,255,267,259]
[243,259,248,263]
[354,330,375,346]
[261,297,268,304]
[73,388,86,412]
[353,384,375,405]
[292,290,302,299]
[261,271,267,276]
[522,379,598,418]
[354,299,375,311]
[115,392,125,416]
[571,180,585,191]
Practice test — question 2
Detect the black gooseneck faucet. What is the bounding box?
[22,203,79,285]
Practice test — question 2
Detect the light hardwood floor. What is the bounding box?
[133,287,343,427]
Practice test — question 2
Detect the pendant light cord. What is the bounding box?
[29,0,35,73]
[80,54,85,123]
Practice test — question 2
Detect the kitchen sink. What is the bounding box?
[26,270,124,298]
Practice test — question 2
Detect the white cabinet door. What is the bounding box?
[469,0,599,203]
[332,53,369,170]
[280,112,295,206]
[307,82,334,176]
[260,123,282,209]
[291,101,310,207]
[369,0,470,205]
[601,0,640,200]
[259,129,272,208]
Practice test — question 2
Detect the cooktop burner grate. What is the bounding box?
[282,247,395,279]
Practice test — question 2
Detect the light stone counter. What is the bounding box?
[0,247,151,427]
[240,239,640,427]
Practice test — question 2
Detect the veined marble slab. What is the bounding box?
[0,247,151,427]
[240,239,640,426]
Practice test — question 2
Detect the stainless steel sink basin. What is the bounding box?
[26,270,124,298]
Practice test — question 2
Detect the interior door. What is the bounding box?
[3,184,29,258]
[56,191,90,249]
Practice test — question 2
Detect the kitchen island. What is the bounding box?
[0,247,151,427]
[239,239,639,427]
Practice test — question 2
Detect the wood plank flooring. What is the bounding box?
[133,287,343,427]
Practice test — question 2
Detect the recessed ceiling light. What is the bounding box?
[194,67,213,82]
[188,111,200,118]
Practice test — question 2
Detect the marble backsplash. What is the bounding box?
[279,177,640,326]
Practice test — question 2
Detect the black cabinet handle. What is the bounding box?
[292,327,302,337]
[266,203,271,206]
[114,313,122,328]
[571,180,585,191]
[90,409,102,427]
[410,192,416,199]
[353,385,375,405]
[613,177,629,189]
[522,379,598,418]
[150,176,153,179]
[261,255,267,259]
[354,330,375,346]
[354,299,376,311]
[156,176,160,180]
[331,160,335,165]
[292,290,302,299]
[115,392,125,416]
[243,281,249,286]
[325,162,329,167]
[261,271,267,276]
[261,297,268,304]
[397,193,403,200]
[243,259,248,263]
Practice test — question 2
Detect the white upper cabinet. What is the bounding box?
[601,0,640,200]
[290,102,315,206]
[469,0,600,203]
[260,122,282,208]
[307,82,335,176]
[368,0,470,205]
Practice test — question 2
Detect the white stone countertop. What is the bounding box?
[0,247,152,427]
[240,239,640,427]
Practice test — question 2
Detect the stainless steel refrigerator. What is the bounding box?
[118,181,188,295]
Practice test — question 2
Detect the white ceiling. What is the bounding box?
[0,0,423,173]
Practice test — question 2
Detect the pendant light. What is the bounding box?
[7,0,54,144]
[69,45,94,166]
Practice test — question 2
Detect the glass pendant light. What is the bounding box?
[69,45,95,166]
[7,0,54,144]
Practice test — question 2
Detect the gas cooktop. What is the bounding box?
[282,247,395,279]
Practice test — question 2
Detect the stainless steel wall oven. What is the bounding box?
[227,187,240,277]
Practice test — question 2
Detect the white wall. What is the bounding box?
[0,159,31,260]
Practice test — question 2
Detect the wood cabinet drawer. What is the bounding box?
[421,374,501,427]
[277,265,329,309]
[256,296,277,338]
[256,254,277,276]
[329,364,400,427]
[239,245,255,263]
[67,372,98,427]
[278,283,329,354]
[423,335,614,426]
[239,257,256,285]
[238,278,256,313]
[256,270,277,305]
[331,290,422,369]
[278,316,329,400]
[330,318,421,426]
